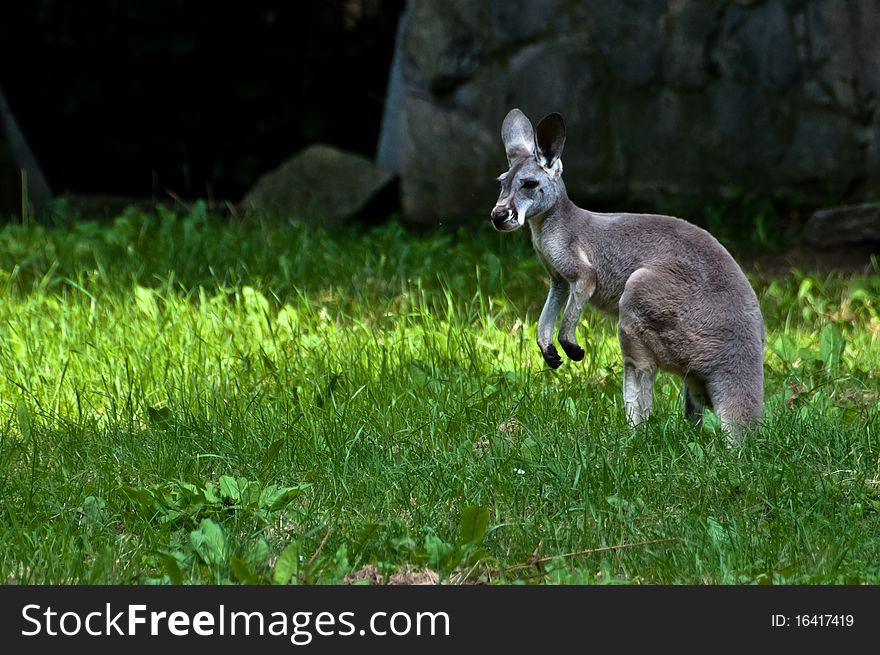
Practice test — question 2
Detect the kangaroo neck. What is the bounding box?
[528,184,577,235]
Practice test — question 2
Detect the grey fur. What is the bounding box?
[491,109,764,442]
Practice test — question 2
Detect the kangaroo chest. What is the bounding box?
[528,217,621,314]
[529,220,564,278]
[528,219,585,283]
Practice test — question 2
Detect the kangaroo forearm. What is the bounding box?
[558,276,594,342]
[557,302,582,345]
[537,282,567,347]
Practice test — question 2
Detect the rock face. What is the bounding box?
[803,203,880,247]
[1,87,52,218]
[240,144,395,226]
[394,0,880,226]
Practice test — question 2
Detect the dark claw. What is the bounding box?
[541,345,562,369]
[560,341,585,361]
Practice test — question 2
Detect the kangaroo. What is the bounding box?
[490,109,764,441]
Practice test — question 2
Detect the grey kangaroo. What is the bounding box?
[491,108,764,441]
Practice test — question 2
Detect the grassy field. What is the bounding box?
[1,204,878,584]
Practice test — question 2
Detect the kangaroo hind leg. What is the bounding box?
[618,326,657,426]
[683,377,709,427]
[709,372,763,445]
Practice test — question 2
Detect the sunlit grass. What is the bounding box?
[0,204,878,584]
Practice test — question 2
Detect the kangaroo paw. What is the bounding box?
[541,345,562,369]
[560,340,584,361]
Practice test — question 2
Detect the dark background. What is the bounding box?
[1,0,404,202]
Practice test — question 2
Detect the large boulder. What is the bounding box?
[803,203,880,247]
[388,0,880,226]
[400,98,497,225]
[240,144,395,226]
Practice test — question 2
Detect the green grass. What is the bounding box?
[1,203,879,584]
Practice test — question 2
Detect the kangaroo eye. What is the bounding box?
[521,180,539,189]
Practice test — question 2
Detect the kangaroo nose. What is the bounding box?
[491,206,510,222]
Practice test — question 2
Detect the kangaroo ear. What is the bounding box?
[535,113,566,170]
[501,108,536,165]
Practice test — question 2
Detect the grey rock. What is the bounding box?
[663,0,726,89]
[708,79,789,189]
[804,0,880,115]
[0,87,53,217]
[781,108,864,197]
[613,88,714,195]
[586,0,666,88]
[376,8,409,173]
[489,0,565,42]
[240,144,395,225]
[391,0,880,225]
[803,203,880,247]
[867,110,880,192]
[403,0,492,94]
[713,0,800,91]
[399,98,497,227]
[505,37,597,120]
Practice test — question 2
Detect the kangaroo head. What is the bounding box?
[491,108,566,232]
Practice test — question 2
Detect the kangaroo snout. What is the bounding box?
[490,205,517,231]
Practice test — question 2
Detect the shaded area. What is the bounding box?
[1,0,404,200]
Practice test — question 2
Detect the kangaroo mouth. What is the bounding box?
[491,209,522,232]
[492,218,519,232]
